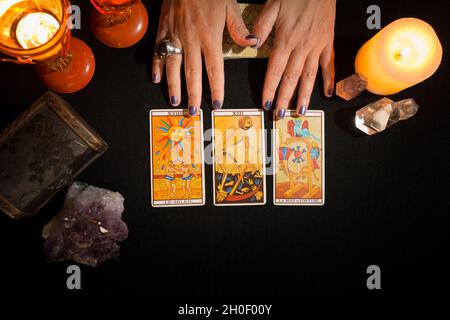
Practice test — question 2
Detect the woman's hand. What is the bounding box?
[152,0,258,116]
[252,0,336,118]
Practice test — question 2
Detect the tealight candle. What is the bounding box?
[355,18,443,95]
[15,12,60,49]
[0,0,96,94]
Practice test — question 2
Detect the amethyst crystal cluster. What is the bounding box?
[42,182,128,267]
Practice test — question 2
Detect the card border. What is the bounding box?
[149,109,206,208]
[272,110,325,206]
[212,109,267,206]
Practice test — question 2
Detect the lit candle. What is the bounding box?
[0,0,96,94]
[355,18,443,95]
[15,12,60,49]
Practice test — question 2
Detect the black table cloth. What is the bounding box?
[0,0,449,301]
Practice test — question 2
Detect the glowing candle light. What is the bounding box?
[15,12,60,49]
[0,0,23,17]
[355,18,443,95]
[0,0,96,94]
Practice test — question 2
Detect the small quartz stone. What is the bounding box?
[355,97,419,135]
[42,182,128,267]
[336,73,368,101]
[393,99,419,120]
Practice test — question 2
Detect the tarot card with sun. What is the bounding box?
[149,109,205,207]
[273,110,325,206]
[212,109,266,206]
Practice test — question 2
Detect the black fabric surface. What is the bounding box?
[0,0,449,301]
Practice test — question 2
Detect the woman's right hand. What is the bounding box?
[152,0,258,116]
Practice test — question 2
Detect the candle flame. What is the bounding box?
[15,12,60,49]
[395,47,412,61]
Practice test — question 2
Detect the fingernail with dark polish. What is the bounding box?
[264,100,273,110]
[152,73,159,83]
[213,100,222,110]
[189,106,197,116]
[171,96,178,105]
[277,109,286,119]
[300,105,307,115]
[251,37,261,49]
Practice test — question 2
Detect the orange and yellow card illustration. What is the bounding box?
[212,109,266,206]
[150,110,205,207]
[273,110,325,206]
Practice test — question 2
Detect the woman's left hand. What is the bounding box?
[252,0,336,118]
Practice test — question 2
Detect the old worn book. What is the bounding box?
[0,92,108,219]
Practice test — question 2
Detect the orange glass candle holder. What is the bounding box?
[90,0,148,48]
[0,0,95,94]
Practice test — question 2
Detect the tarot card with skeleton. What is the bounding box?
[212,109,266,206]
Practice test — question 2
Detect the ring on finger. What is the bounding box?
[155,39,183,59]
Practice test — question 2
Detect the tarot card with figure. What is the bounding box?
[212,109,266,206]
[273,110,325,206]
[149,109,205,207]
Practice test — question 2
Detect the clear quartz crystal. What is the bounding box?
[336,73,368,101]
[355,98,419,135]
[393,99,419,120]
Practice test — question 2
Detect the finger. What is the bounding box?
[203,41,224,110]
[152,26,168,84]
[152,55,164,83]
[320,44,335,98]
[183,43,202,116]
[275,48,306,112]
[165,39,183,106]
[252,0,280,48]
[262,43,291,116]
[296,54,319,115]
[226,1,258,47]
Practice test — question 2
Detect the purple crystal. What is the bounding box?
[42,182,128,267]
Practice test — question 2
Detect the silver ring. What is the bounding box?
[155,39,183,59]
